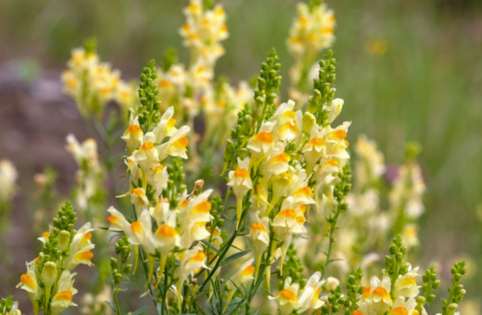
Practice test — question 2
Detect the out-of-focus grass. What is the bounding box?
[1,0,481,297]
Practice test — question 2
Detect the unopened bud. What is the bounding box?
[41,262,57,288]
[58,230,71,251]
[447,303,458,315]
[302,112,316,135]
[326,98,344,123]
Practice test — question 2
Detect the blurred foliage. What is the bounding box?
[0,0,481,299]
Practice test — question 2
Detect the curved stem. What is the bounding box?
[113,288,123,315]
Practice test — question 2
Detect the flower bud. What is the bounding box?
[123,264,132,275]
[110,257,119,270]
[58,230,71,251]
[447,303,458,315]
[41,262,58,288]
[302,112,316,135]
[326,98,344,123]
[326,276,340,292]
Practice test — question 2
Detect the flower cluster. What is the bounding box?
[65,135,104,214]
[269,271,326,314]
[156,0,230,121]
[355,236,466,315]
[0,159,17,204]
[180,0,228,69]
[156,54,214,121]
[287,0,336,103]
[61,39,137,120]
[216,48,353,313]
[319,136,427,276]
[107,60,221,311]
[12,1,468,314]
[17,202,95,315]
[156,0,252,153]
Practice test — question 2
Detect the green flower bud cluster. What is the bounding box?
[309,0,323,11]
[405,141,422,162]
[307,49,337,125]
[343,268,363,315]
[0,296,18,315]
[333,164,352,205]
[138,60,161,131]
[322,285,345,314]
[254,48,282,126]
[203,0,214,10]
[421,266,440,308]
[385,235,409,297]
[40,202,77,265]
[442,261,467,315]
[209,196,225,231]
[163,158,187,209]
[321,164,351,278]
[279,244,306,289]
[83,38,97,56]
[223,104,253,173]
[111,236,133,287]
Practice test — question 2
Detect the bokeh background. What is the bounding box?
[0,0,481,312]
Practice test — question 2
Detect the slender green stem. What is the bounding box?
[113,288,123,315]
[321,208,342,280]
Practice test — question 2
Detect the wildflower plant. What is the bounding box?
[17,202,95,315]
[0,0,471,314]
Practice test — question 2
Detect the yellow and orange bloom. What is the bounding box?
[269,277,301,315]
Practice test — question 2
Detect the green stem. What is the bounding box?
[321,203,343,280]
[113,288,123,315]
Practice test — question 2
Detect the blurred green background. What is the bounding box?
[0,0,481,310]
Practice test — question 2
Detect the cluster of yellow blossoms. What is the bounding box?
[108,99,221,304]
[61,43,137,120]
[320,136,427,275]
[3,0,467,314]
[180,0,228,69]
[228,97,350,275]
[157,0,253,151]
[287,1,336,103]
[359,267,423,315]
[17,202,95,315]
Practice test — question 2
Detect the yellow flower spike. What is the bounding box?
[133,245,139,275]
[145,255,156,287]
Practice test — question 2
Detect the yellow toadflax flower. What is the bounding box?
[269,277,301,315]
[227,157,253,229]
